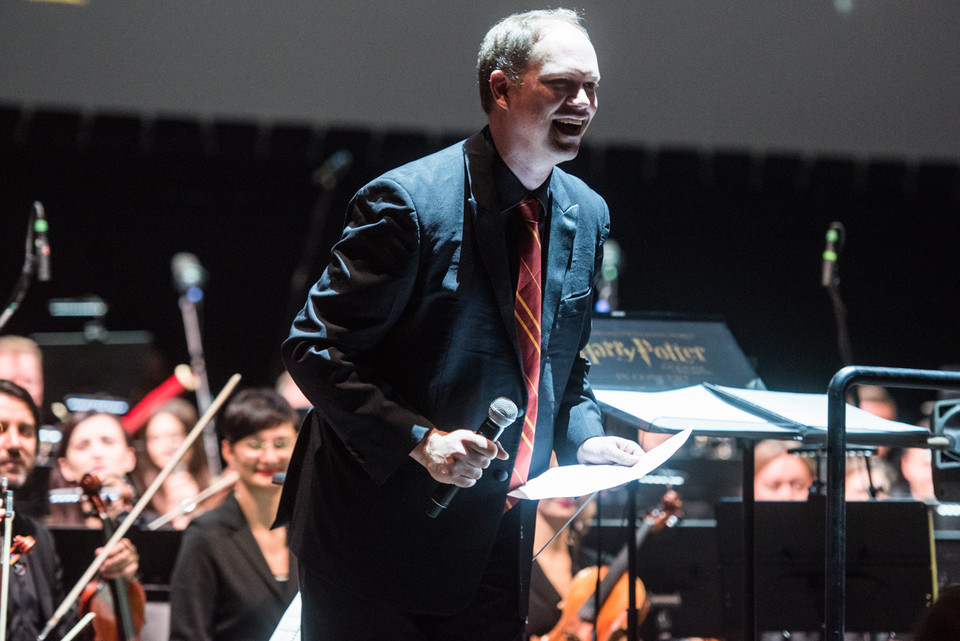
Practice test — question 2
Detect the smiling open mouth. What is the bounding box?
[553,118,584,136]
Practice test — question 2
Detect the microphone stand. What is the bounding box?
[1,479,14,641]
[626,479,640,641]
[0,204,40,332]
[822,222,854,368]
[178,292,222,475]
[285,150,353,325]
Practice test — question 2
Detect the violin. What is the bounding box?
[540,491,682,641]
[78,474,146,641]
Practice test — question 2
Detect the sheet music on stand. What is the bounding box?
[596,383,930,447]
[268,592,301,641]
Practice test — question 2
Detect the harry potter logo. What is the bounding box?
[581,337,707,367]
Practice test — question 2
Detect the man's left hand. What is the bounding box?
[576,436,644,467]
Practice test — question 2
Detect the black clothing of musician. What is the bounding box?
[5,512,77,641]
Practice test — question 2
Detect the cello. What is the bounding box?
[78,474,146,641]
[540,491,682,641]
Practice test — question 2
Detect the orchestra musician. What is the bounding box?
[278,9,645,639]
[130,398,219,529]
[48,412,141,528]
[0,379,139,641]
[168,388,299,641]
[526,494,597,637]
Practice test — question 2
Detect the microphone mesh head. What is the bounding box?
[489,397,519,427]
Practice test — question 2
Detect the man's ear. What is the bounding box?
[489,70,512,110]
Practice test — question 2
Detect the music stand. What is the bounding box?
[49,526,183,601]
[593,377,931,641]
[587,311,762,641]
[30,330,157,422]
[717,498,934,637]
[581,519,723,638]
[824,366,960,641]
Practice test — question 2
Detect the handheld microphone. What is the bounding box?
[821,221,845,288]
[171,252,209,295]
[426,397,518,518]
[33,201,51,282]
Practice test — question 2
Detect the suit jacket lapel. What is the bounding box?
[223,495,287,601]
[463,133,517,349]
[541,179,577,356]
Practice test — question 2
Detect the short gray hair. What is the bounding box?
[477,8,588,113]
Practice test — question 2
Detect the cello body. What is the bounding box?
[80,578,146,641]
[541,565,649,641]
[538,491,681,641]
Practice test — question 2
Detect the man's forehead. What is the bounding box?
[0,394,35,425]
[528,27,598,76]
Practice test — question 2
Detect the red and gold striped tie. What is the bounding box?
[505,197,542,511]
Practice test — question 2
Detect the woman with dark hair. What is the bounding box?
[169,388,299,641]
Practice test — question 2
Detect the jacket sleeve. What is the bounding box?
[281,177,436,486]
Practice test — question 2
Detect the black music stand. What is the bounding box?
[30,329,158,422]
[824,366,960,641]
[593,377,932,641]
[581,518,723,638]
[587,311,762,641]
[49,526,183,601]
[717,498,934,638]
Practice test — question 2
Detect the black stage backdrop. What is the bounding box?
[1,106,958,423]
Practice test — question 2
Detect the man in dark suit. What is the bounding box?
[279,8,643,640]
[0,379,139,641]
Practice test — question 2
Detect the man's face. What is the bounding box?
[0,393,38,488]
[0,352,44,408]
[502,23,600,169]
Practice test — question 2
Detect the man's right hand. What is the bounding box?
[410,429,508,487]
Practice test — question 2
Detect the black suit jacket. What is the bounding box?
[279,129,609,614]
[10,513,76,640]
[169,494,298,641]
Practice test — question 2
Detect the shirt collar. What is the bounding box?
[486,129,550,220]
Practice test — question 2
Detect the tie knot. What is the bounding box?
[518,198,540,225]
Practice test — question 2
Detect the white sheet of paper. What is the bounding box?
[507,428,692,500]
[594,385,925,436]
[268,592,301,641]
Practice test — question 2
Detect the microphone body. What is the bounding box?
[821,222,844,288]
[426,397,518,518]
[33,201,51,282]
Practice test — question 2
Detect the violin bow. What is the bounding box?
[1,481,13,641]
[37,373,241,641]
[146,469,239,531]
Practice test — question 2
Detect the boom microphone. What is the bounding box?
[821,221,845,288]
[33,201,51,282]
[426,397,518,518]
